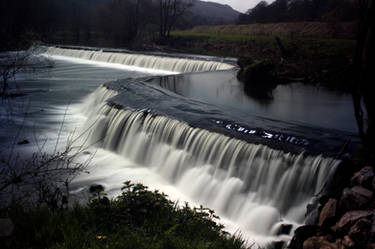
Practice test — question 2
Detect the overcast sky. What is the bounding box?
[205,0,272,13]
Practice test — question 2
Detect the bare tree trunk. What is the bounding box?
[354,0,374,149]
[159,0,164,39]
[352,91,365,140]
[134,0,139,37]
[2,76,8,96]
[158,0,191,40]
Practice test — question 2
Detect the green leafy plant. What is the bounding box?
[0,181,246,249]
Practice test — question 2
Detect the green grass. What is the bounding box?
[170,31,355,58]
[0,181,246,249]
[171,31,274,45]
[169,30,356,91]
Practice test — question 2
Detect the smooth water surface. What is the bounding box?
[149,71,357,133]
[0,56,152,152]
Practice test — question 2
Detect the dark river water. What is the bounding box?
[148,70,357,133]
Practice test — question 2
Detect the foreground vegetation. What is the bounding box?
[0,182,245,249]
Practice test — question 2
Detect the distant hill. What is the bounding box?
[185,0,241,25]
[68,0,241,26]
[54,0,240,26]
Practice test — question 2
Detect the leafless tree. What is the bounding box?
[353,0,374,151]
[0,120,94,209]
[158,0,193,39]
[0,51,31,97]
[1,48,54,97]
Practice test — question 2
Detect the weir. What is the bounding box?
[86,99,338,217]
[78,83,342,245]
[42,46,235,73]
[34,46,358,246]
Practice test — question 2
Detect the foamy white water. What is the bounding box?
[43,46,235,73]
[70,85,339,247]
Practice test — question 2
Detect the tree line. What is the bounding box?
[0,0,192,50]
[238,0,357,24]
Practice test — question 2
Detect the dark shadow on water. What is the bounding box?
[242,80,277,105]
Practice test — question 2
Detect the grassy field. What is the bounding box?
[168,30,356,91]
[170,31,355,58]
[189,22,357,39]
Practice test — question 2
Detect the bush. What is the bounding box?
[0,181,246,249]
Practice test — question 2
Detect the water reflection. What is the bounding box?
[213,119,310,146]
[242,80,276,104]
[148,71,357,133]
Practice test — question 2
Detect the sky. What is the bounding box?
[205,0,272,13]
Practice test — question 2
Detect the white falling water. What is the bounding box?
[77,85,340,246]
[43,46,235,73]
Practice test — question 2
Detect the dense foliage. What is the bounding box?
[0,181,245,249]
[238,0,357,24]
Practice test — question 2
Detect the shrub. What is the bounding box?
[0,181,246,249]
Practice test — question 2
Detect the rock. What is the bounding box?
[0,218,14,236]
[272,240,285,249]
[288,225,320,249]
[340,186,373,211]
[305,197,320,225]
[242,61,275,83]
[303,236,342,249]
[349,218,371,242]
[237,56,254,69]
[319,199,337,228]
[351,167,374,188]
[305,208,320,226]
[319,195,330,206]
[277,224,293,235]
[324,159,359,199]
[238,60,277,101]
[351,186,373,199]
[237,59,275,84]
[332,210,373,234]
[342,235,355,248]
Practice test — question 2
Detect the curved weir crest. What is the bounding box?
[38,46,342,246]
[78,84,340,246]
[43,46,235,73]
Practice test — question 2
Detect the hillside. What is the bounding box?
[70,0,241,26]
[185,0,241,25]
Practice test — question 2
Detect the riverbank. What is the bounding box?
[288,162,375,249]
[152,29,356,93]
[5,22,358,94]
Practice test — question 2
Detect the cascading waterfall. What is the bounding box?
[79,85,340,244]
[43,46,235,73]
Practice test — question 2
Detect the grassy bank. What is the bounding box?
[0,182,245,249]
[167,30,356,91]
[171,31,354,56]
[189,22,357,40]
